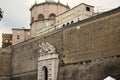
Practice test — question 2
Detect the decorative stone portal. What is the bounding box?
[38,42,59,80]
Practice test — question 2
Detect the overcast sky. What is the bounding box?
[0,0,120,47]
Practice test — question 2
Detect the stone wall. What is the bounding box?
[0,46,12,80]
[11,30,63,80]
[58,7,120,80]
[58,55,120,80]
[10,7,120,80]
[10,72,37,80]
[62,10,120,64]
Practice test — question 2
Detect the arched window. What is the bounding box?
[71,21,74,23]
[17,35,20,39]
[67,22,69,25]
[38,14,44,21]
[49,13,56,20]
[63,24,65,27]
[42,66,48,80]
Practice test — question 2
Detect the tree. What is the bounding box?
[0,8,3,20]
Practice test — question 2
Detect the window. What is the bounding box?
[31,17,34,22]
[49,13,56,20]
[86,7,90,11]
[67,22,69,25]
[5,40,8,43]
[38,14,44,21]
[63,24,65,27]
[71,21,74,23]
[17,35,20,39]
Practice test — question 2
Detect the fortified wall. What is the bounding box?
[58,7,120,80]
[0,47,12,80]
[3,6,120,80]
[10,29,63,80]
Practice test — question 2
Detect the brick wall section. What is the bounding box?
[0,46,12,80]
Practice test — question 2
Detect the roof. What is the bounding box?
[12,28,30,31]
[63,6,120,29]
[30,2,70,11]
[57,3,94,17]
[2,33,12,35]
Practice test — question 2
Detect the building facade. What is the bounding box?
[0,0,120,80]
[12,28,30,45]
[2,34,12,48]
[30,1,70,37]
[3,1,95,46]
[56,3,94,28]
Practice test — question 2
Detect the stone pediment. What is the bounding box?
[39,42,56,56]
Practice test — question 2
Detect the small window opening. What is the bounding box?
[17,35,20,39]
[38,14,44,21]
[49,13,56,20]
[31,17,34,22]
[5,40,8,43]
[71,21,74,23]
[86,7,90,11]
[63,24,65,27]
[67,22,69,25]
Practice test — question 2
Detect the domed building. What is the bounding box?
[30,0,70,37]
[11,0,95,45]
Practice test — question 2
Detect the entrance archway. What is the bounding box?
[42,66,48,80]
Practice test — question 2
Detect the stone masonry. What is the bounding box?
[0,6,120,80]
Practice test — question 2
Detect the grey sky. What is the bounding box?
[0,0,120,47]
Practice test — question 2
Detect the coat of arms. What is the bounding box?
[39,42,56,56]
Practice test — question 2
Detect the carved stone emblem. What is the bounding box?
[39,42,56,55]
